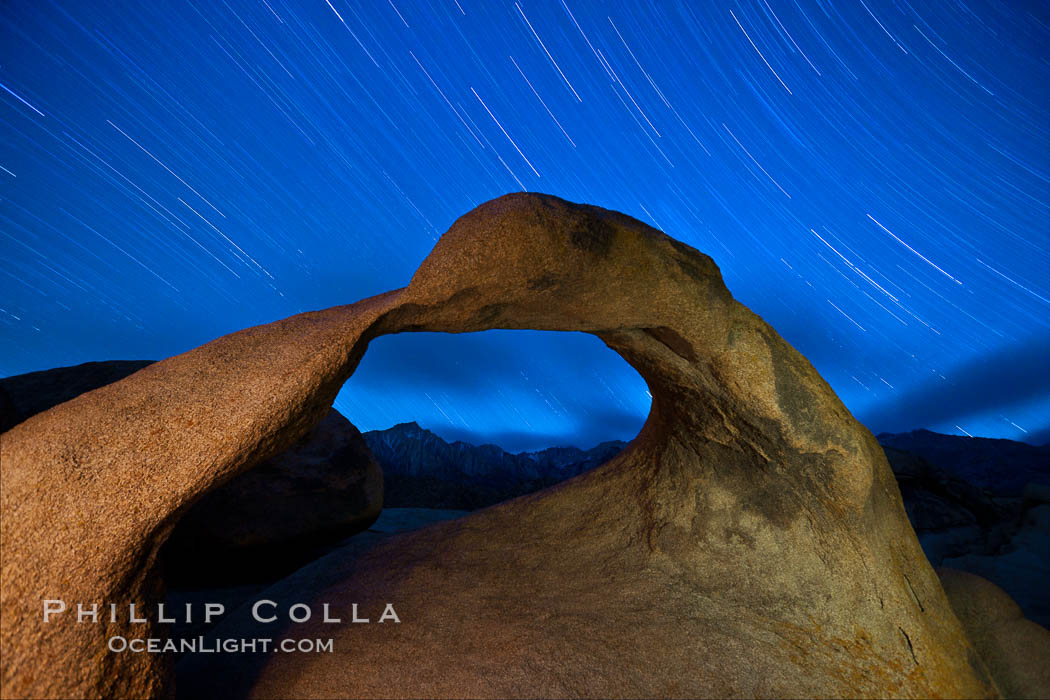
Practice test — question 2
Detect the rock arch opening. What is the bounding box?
[160,328,651,588]
[337,329,651,512]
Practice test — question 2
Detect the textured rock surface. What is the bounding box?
[938,569,1050,698]
[0,360,155,428]
[1,291,399,699]
[2,194,1003,698]
[0,361,383,587]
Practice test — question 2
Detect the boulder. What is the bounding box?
[2,194,1002,698]
[162,409,382,585]
[1024,482,1050,505]
[884,446,1010,566]
[0,385,19,433]
[938,569,1050,698]
[942,501,1050,628]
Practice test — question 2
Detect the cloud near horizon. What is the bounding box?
[857,332,1050,444]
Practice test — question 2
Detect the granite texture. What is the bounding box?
[1,194,1016,698]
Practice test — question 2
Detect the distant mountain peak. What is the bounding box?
[388,420,425,432]
[361,422,628,510]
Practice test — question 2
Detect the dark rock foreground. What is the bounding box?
[2,193,1042,698]
[882,444,1049,630]
[161,408,382,584]
[879,429,1050,496]
[938,568,1050,698]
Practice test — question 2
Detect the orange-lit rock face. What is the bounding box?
[1,194,999,698]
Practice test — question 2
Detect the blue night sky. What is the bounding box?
[1,0,1047,451]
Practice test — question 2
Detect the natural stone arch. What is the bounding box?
[1,194,996,698]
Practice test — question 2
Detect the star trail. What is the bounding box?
[1,0,1047,450]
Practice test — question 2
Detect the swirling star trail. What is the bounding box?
[1,1,1047,450]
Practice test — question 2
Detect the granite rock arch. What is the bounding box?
[1,193,997,698]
